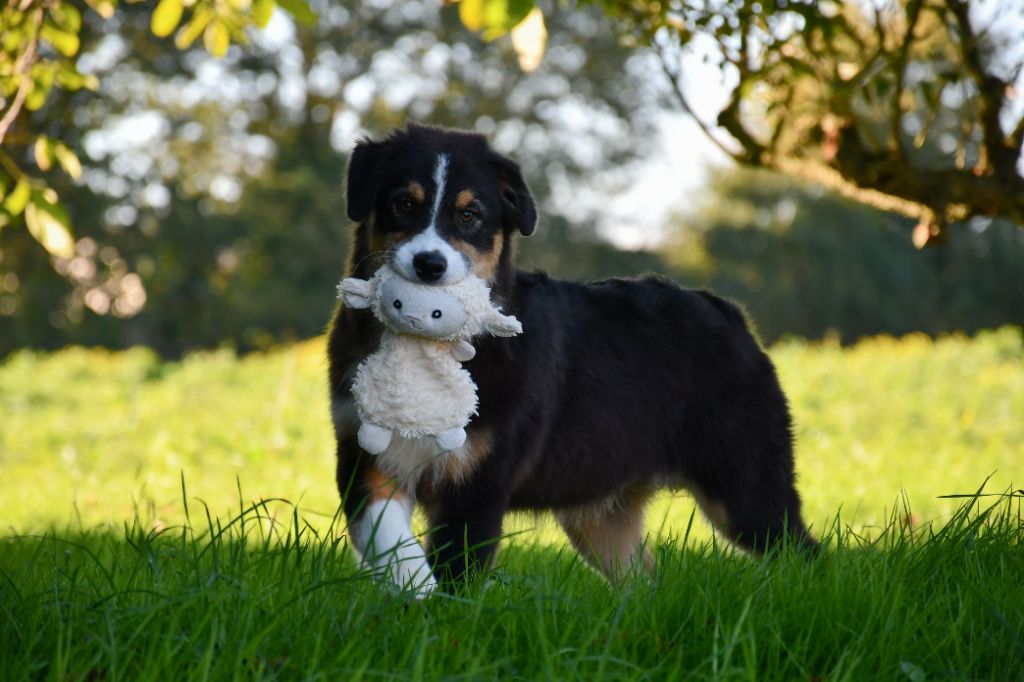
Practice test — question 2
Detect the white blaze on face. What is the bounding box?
[393,153,470,285]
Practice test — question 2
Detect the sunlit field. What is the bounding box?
[3,328,1021,536]
[2,329,1022,678]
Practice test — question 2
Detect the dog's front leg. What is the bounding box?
[339,447,436,596]
[351,491,437,596]
[425,488,507,589]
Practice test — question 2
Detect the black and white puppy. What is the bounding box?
[327,123,815,594]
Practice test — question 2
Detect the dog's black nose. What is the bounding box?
[412,251,447,283]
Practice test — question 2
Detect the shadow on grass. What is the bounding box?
[1,485,1021,680]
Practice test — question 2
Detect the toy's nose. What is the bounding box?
[403,314,423,329]
[412,251,447,283]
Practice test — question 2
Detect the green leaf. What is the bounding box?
[25,65,56,111]
[151,0,184,38]
[203,20,230,58]
[39,20,80,57]
[54,143,83,180]
[3,179,31,216]
[85,0,117,19]
[175,8,212,49]
[55,62,99,91]
[51,3,83,32]
[493,0,534,31]
[25,194,75,259]
[459,0,535,37]
[34,136,55,172]
[252,0,274,27]
[276,0,316,25]
[459,0,487,31]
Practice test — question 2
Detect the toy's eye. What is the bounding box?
[459,209,477,223]
[396,198,415,213]
[393,300,402,310]
[431,310,442,319]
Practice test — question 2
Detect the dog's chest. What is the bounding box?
[332,394,487,489]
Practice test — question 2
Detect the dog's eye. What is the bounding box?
[431,310,442,319]
[396,198,415,213]
[393,300,402,310]
[459,209,477,223]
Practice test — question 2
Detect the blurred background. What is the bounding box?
[1,0,1022,533]
[2,0,1021,358]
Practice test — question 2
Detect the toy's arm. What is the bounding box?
[338,278,373,309]
[482,309,523,338]
[451,339,476,362]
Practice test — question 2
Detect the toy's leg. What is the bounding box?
[435,427,467,452]
[358,422,393,455]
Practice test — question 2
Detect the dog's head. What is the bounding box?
[345,123,537,285]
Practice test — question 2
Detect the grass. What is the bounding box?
[1,492,1021,680]
[1,328,1023,679]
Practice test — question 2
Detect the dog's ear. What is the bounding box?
[491,153,538,237]
[346,138,387,222]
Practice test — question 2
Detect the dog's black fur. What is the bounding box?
[329,123,814,586]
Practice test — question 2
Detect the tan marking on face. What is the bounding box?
[368,229,406,265]
[366,466,403,501]
[557,488,654,581]
[454,189,475,210]
[407,182,425,203]
[450,231,504,282]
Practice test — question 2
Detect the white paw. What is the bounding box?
[353,499,437,597]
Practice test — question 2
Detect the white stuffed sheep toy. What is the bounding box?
[337,264,522,456]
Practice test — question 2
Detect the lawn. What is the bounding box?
[1,329,1022,679]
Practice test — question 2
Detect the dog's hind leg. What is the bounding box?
[556,489,654,581]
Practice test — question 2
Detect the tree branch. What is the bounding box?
[653,37,746,163]
[889,0,925,156]
[0,9,42,147]
[944,0,1017,178]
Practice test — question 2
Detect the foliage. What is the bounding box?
[0,1,660,357]
[666,167,1024,344]
[1,331,1023,677]
[464,0,1024,241]
[0,0,314,259]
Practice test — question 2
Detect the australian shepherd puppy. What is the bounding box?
[327,123,815,594]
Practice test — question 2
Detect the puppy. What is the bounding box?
[327,123,815,593]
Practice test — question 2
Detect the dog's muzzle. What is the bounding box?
[412,250,447,283]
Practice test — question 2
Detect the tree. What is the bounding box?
[465,0,1024,246]
[663,166,1024,344]
[0,1,662,355]
[0,0,315,260]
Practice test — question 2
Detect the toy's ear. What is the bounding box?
[346,138,388,222]
[338,278,373,309]
[491,152,537,237]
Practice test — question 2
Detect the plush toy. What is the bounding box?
[338,264,522,456]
